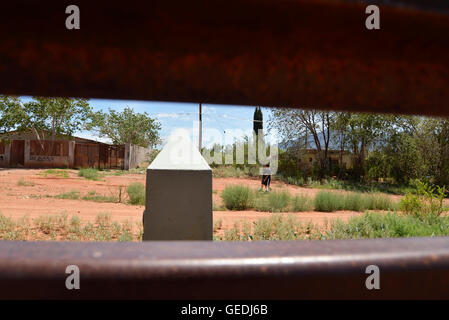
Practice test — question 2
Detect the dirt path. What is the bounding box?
[0,169,395,234]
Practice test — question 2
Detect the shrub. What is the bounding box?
[323,212,449,239]
[266,190,288,211]
[291,195,314,212]
[254,190,291,212]
[40,169,69,178]
[322,178,345,190]
[127,182,145,205]
[17,178,35,186]
[252,217,274,240]
[314,191,344,212]
[78,168,101,181]
[221,185,254,210]
[314,191,396,212]
[364,193,397,211]
[343,192,365,212]
[224,222,241,241]
[267,190,291,212]
[399,180,445,219]
[285,176,304,186]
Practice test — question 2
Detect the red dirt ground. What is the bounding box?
[0,169,389,236]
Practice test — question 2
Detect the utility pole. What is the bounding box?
[198,103,202,152]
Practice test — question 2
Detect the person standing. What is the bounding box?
[261,163,271,192]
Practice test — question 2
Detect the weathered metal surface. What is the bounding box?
[0,0,448,116]
[1,1,449,300]
[99,144,125,170]
[74,143,100,169]
[10,140,25,167]
[0,238,449,299]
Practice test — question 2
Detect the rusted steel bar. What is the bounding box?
[0,238,449,299]
[0,0,449,116]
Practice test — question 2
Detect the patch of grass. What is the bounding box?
[314,191,345,212]
[40,169,69,178]
[300,177,415,196]
[220,214,319,241]
[127,182,145,205]
[0,212,142,241]
[17,178,35,187]
[78,168,102,181]
[254,190,291,212]
[81,190,118,203]
[323,212,449,239]
[221,185,254,210]
[291,195,314,212]
[54,190,80,200]
[102,170,127,176]
[0,214,31,240]
[53,189,122,203]
[217,211,449,241]
[363,193,397,211]
[314,191,397,212]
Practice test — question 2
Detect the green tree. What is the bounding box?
[88,107,161,147]
[345,114,391,180]
[269,108,333,178]
[415,117,449,186]
[385,133,424,183]
[0,95,92,152]
[331,112,351,178]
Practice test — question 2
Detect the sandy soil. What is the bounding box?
[0,169,387,235]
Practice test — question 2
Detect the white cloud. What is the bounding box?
[156,113,180,119]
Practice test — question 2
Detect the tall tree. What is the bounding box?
[331,112,351,177]
[0,95,92,152]
[253,106,263,135]
[269,108,333,177]
[88,107,161,147]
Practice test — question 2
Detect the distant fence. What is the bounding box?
[100,144,125,170]
[74,143,126,170]
[125,143,150,170]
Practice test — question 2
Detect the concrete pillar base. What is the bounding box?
[143,133,212,241]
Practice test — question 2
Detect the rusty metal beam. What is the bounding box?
[1,1,449,301]
[0,0,449,116]
[1,238,449,299]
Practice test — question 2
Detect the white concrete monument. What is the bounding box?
[143,131,212,240]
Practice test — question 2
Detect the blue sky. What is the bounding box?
[21,97,270,148]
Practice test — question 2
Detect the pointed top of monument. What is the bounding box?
[148,131,211,171]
